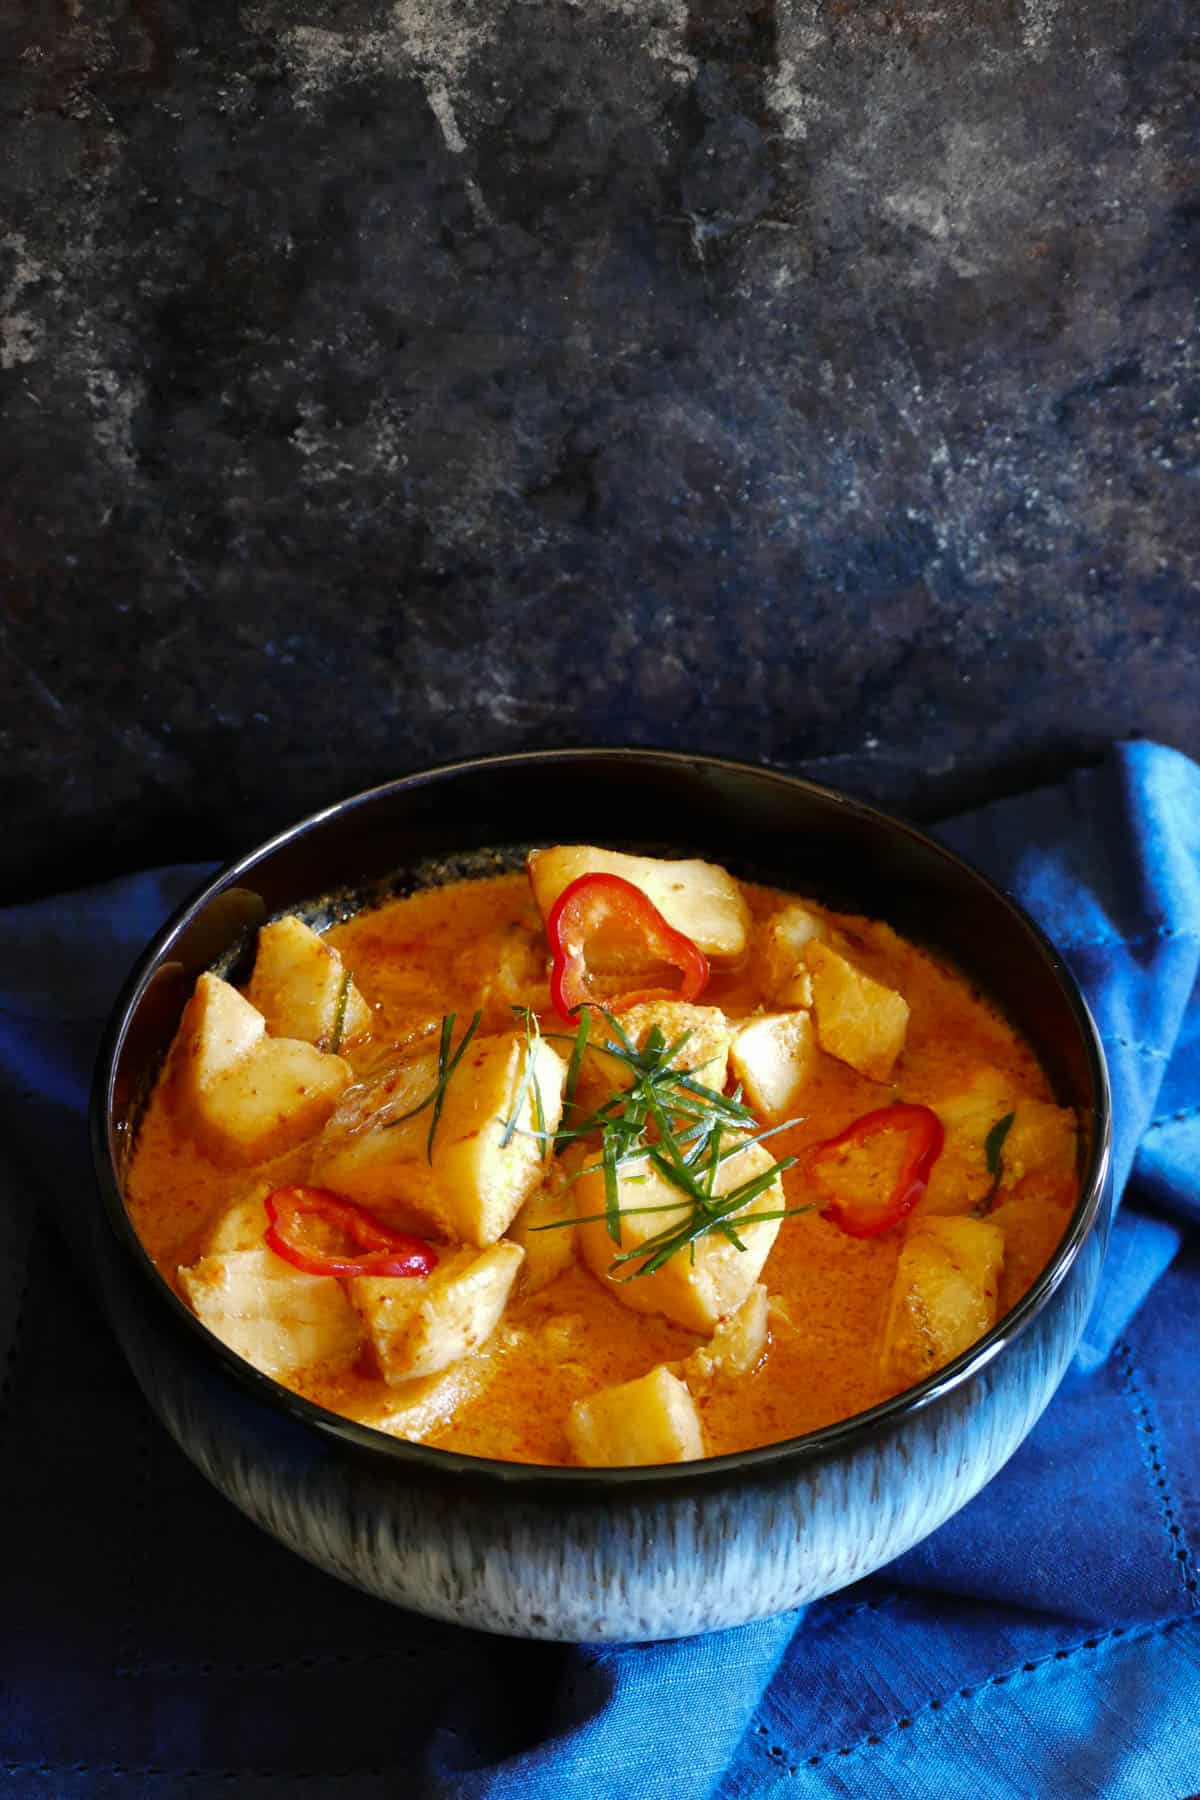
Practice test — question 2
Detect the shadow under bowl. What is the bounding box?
[89,749,1113,1642]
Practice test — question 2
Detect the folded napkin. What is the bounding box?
[0,742,1196,1799]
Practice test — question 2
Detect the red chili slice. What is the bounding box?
[263,1186,438,1279]
[546,872,710,1019]
[804,1104,945,1238]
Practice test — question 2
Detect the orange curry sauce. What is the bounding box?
[125,873,1075,1465]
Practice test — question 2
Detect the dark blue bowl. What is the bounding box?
[89,750,1112,1641]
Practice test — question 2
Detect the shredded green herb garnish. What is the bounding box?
[384,1003,810,1277]
[527,1009,811,1278]
[985,1111,1016,1177]
[329,969,352,1055]
[562,1007,590,1117]
[976,1109,1016,1214]
[609,1154,803,1280]
[531,1063,548,1161]
[502,1007,549,1160]
[603,1129,622,1245]
[383,1009,483,1160]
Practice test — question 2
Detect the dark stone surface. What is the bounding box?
[1,0,1197,898]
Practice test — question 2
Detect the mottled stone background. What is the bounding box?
[1,0,1197,898]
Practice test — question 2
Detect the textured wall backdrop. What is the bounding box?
[2,0,1197,896]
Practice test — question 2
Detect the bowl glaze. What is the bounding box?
[89,750,1112,1642]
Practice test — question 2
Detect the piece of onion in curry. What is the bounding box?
[124,850,1079,1468]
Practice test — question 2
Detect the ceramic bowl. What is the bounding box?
[89,750,1112,1642]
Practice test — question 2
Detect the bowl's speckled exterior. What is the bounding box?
[90,751,1112,1642]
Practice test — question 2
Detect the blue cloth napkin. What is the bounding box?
[1,741,1197,1799]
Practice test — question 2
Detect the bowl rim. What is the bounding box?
[90,745,1113,1491]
